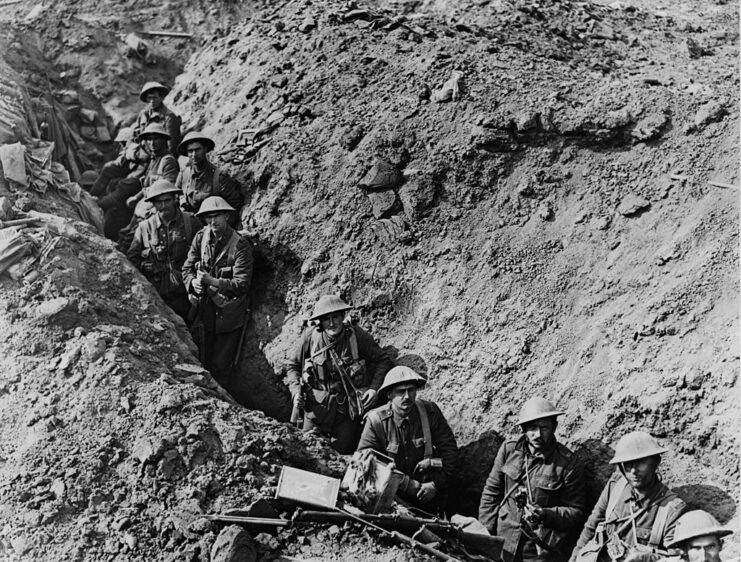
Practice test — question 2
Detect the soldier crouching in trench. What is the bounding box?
[285,295,393,454]
[182,196,253,393]
[357,365,459,515]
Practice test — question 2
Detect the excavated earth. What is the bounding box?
[0,0,739,560]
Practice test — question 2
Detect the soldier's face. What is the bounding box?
[389,384,417,417]
[620,456,658,491]
[685,536,722,562]
[152,195,177,221]
[146,91,163,109]
[203,212,229,236]
[186,142,207,166]
[319,312,345,338]
[145,135,167,154]
[522,418,556,452]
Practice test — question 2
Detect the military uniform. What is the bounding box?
[127,209,201,320]
[479,436,587,562]
[572,473,687,562]
[131,105,181,157]
[359,398,458,511]
[176,161,243,216]
[286,325,392,454]
[182,223,253,386]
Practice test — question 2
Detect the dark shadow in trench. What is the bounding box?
[221,238,299,422]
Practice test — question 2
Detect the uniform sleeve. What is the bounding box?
[661,498,689,548]
[479,443,508,533]
[357,413,384,453]
[161,155,180,183]
[130,111,146,142]
[571,473,615,559]
[181,232,202,294]
[542,454,588,530]
[285,330,310,397]
[216,236,252,296]
[127,223,146,269]
[354,327,393,391]
[217,173,244,214]
[428,402,458,491]
[96,177,142,209]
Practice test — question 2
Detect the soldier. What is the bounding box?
[127,179,201,321]
[115,122,180,251]
[175,131,243,216]
[571,431,687,562]
[90,127,148,198]
[286,295,392,454]
[131,81,181,157]
[479,397,587,562]
[182,196,253,390]
[665,511,733,562]
[357,366,458,513]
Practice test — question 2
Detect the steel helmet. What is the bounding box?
[145,179,181,202]
[139,81,170,102]
[309,295,352,321]
[178,131,216,156]
[609,431,668,464]
[378,365,427,396]
[666,510,734,548]
[78,170,98,187]
[196,196,236,217]
[139,122,170,140]
[518,397,565,425]
[114,127,133,143]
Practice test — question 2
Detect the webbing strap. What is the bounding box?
[648,504,670,548]
[415,400,433,459]
[606,476,629,519]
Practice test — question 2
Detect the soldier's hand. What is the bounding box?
[361,389,377,408]
[525,503,543,525]
[293,392,305,410]
[416,482,437,503]
[125,143,138,161]
[198,270,217,287]
[191,277,204,295]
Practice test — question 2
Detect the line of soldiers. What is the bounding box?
[285,295,734,562]
[83,81,250,393]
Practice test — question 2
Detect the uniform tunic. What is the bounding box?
[572,472,687,562]
[127,210,200,319]
[358,399,459,501]
[479,436,587,562]
[176,161,243,215]
[131,104,182,157]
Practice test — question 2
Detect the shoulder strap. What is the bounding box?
[648,503,670,548]
[606,475,629,519]
[212,166,221,191]
[183,213,193,242]
[367,408,390,455]
[348,326,359,361]
[415,400,433,459]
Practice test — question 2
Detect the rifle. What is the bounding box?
[205,510,503,561]
[290,369,313,427]
[328,346,365,421]
[230,306,250,370]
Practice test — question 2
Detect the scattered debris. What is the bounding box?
[432,70,463,103]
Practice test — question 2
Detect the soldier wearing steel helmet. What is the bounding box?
[89,127,149,198]
[665,510,734,562]
[127,179,201,320]
[175,131,243,216]
[571,431,687,562]
[182,196,253,390]
[479,397,587,562]
[357,366,458,513]
[114,123,180,250]
[130,81,182,157]
[285,295,393,454]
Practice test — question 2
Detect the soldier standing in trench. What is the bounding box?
[285,295,393,454]
[479,397,587,562]
[664,511,734,562]
[175,131,243,217]
[130,81,182,157]
[571,431,687,562]
[358,366,459,515]
[182,196,253,393]
[126,179,201,321]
